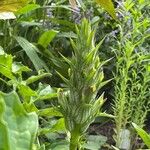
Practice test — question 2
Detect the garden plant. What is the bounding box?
[0,0,149,150]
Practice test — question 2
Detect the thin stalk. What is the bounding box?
[69,126,81,150]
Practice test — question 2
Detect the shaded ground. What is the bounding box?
[88,120,148,150]
[89,121,115,150]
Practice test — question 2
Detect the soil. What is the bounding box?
[89,121,115,150]
[88,120,149,150]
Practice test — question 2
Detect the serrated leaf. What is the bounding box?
[95,0,116,19]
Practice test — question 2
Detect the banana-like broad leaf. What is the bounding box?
[0,91,38,150]
[0,0,32,12]
[95,0,116,19]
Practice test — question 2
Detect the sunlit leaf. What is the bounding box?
[16,4,40,15]
[95,0,116,19]
[0,53,15,79]
[0,0,32,12]
[38,30,59,48]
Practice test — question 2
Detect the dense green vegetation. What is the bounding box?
[0,0,149,150]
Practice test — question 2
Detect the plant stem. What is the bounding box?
[70,129,81,150]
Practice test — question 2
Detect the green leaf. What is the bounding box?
[49,140,69,150]
[38,85,54,96]
[56,71,70,85]
[38,30,59,48]
[18,84,37,103]
[50,118,66,132]
[26,73,51,85]
[35,84,57,101]
[57,32,77,39]
[0,91,38,150]
[132,123,150,148]
[37,93,57,101]
[98,112,115,118]
[0,53,15,79]
[12,62,31,74]
[95,0,116,20]
[39,107,63,117]
[83,135,107,150]
[0,0,32,12]
[49,18,75,30]
[23,102,38,113]
[15,36,49,72]
[40,118,66,135]
[111,146,120,150]
[16,4,40,15]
